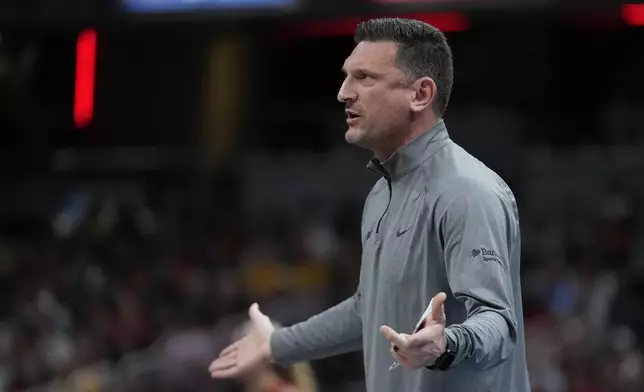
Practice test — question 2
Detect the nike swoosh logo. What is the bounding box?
[396,228,410,237]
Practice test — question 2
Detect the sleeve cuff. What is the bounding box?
[269,328,293,366]
[443,327,462,368]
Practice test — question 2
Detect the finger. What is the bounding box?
[389,333,410,352]
[390,344,408,359]
[210,362,240,379]
[408,323,443,349]
[380,325,409,349]
[249,303,272,330]
[209,356,237,373]
[218,341,239,358]
[389,346,412,368]
[428,292,447,325]
[248,303,262,320]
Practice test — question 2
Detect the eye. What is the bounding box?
[355,72,367,80]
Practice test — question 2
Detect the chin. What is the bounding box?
[344,127,364,145]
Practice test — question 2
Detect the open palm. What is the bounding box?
[209,303,275,378]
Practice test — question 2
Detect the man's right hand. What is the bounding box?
[209,303,275,378]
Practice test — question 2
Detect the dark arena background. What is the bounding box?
[1,0,644,391]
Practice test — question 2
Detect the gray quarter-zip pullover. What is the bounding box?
[270,121,530,392]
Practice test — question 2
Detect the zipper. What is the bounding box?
[367,159,393,234]
[377,177,393,234]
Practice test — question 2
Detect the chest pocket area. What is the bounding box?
[380,190,427,289]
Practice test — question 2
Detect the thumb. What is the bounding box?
[380,325,409,349]
[428,292,447,325]
[249,303,273,330]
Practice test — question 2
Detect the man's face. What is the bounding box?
[338,41,413,152]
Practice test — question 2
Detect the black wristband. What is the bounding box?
[426,337,456,371]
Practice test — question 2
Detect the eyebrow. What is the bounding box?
[343,65,377,75]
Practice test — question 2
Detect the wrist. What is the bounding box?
[264,331,275,363]
[425,330,456,371]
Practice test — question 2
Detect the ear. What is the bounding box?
[409,77,437,113]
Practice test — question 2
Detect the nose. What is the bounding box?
[337,77,356,103]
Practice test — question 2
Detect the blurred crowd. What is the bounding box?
[0,171,366,392]
[2,137,644,392]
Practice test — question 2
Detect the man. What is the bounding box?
[209,18,530,391]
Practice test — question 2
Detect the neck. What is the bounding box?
[374,115,440,161]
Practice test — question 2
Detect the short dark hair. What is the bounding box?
[354,18,454,117]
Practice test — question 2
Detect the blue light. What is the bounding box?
[123,0,297,12]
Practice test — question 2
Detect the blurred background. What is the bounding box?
[1,0,644,391]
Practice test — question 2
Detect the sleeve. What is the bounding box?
[270,292,363,366]
[270,188,377,366]
[438,179,519,372]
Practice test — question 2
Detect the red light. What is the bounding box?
[74,28,97,128]
[294,12,469,38]
[623,4,644,26]
[399,12,469,33]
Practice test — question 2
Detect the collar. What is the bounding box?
[367,120,450,180]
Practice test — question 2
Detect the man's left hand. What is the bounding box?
[380,292,447,369]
